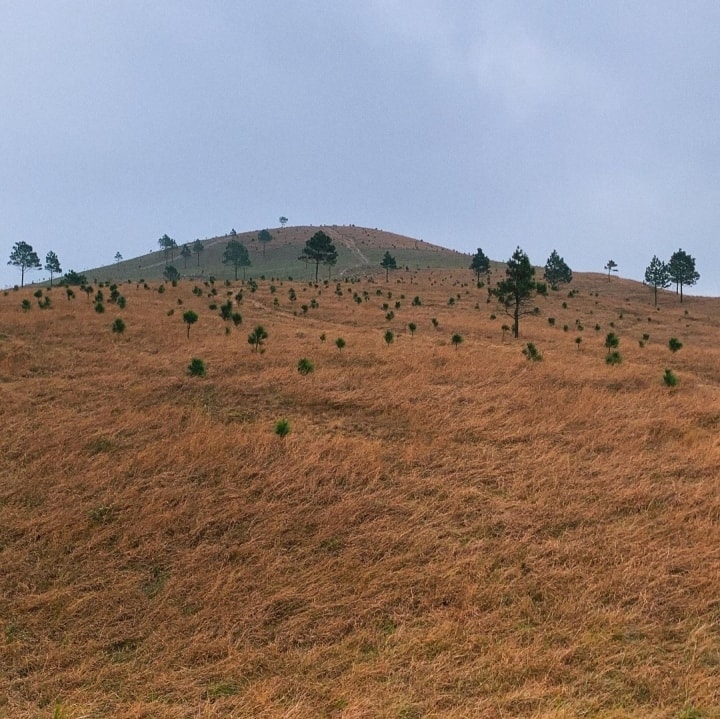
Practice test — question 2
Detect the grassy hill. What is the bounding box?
[2,265,720,718]
[94,225,471,283]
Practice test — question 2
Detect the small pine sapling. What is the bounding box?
[188,358,206,377]
[183,310,198,338]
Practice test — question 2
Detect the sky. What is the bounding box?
[2,1,719,293]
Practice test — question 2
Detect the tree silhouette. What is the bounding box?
[192,239,204,267]
[248,325,268,352]
[490,247,546,338]
[8,241,41,287]
[258,229,272,258]
[44,251,62,287]
[543,250,572,289]
[158,234,177,262]
[469,248,491,283]
[222,239,251,280]
[299,231,338,282]
[644,255,670,306]
[604,259,618,279]
[279,216,288,229]
[668,249,699,303]
[180,244,192,269]
[380,251,397,282]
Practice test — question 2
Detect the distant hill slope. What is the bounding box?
[92,225,472,282]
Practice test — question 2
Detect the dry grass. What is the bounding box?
[1,271,720,718]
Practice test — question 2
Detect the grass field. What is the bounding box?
[2,263,720,718]
[86,225,471,285]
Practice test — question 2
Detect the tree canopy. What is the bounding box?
[604,259,618,279]
[180,244,192,268]
[644,255,671,306]
[8,241,41,287]
[668,249,699,303]
[44,251,62,287]
[469,248,491,283]
[380,251,397,281]
[158,234,177,262]
[299,231,338,282]
[258,229,273,257]
[222,239,251,280]
[192,239,204,266]
[490,247,546,338]
[543,250,572,289]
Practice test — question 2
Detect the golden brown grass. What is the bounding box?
[2,271,720,718]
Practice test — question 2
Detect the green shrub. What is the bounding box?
[384,329,394,346]
[111,318,126,334]
[335,337,346,352]
[605,351,622,365]
[605,332,619,349]
[408,322,417,336]
[663,368,678,387]
[21,299,31,311]
[188,357,206,377]
[522,342,543,361]
[183,310,198,338]
[297,358,314,375]
[274,418,291,437]
[248,325,268,352]
[668,337,683,352]
[451,333,463,349]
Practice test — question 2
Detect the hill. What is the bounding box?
[2,266,720,718]
[94,225,471,283]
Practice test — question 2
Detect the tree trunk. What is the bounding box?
[680,283,684,303]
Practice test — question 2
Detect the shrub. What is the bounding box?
[320,332,326,342]
[297,358,314,375]
[248,325,268,352]
[408,322,417,336]
[188,357,206,377]
[548,317,555,326]
[412,296,422,306]
[111,318,126,334]
[605,350,622,365]
[384,329,394,346]
[451,333,463,349]
[431,317,439,328]
[522,342,543,361]
[575,337,582,349]
[663,368,678,387]
[274,418,291,437]
[21,299,31,311]
[335,337,346,352]
[231,312,242,326]
[605,332,619,349]
[668,337,683,352]
[94,301,105,313]
[183,310,198,338]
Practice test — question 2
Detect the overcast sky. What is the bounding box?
[2,1,719,293]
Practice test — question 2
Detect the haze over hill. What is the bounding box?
[82,226,472,284]
[2,258,720,717]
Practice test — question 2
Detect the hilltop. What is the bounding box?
[94,225,471,283]
[2,265,720,718]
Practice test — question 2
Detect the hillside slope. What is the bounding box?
[94,225,471,283]
[2,268,720,718]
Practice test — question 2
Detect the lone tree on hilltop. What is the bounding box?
[114,251,123,264]
[668,249,699,303]
[279,216,288,229]
[490,247,547,338]
[300,230,338,282]
[381,251,397,282]
[644,255,671,306]
[544,249,572,290]
[158,234,177,262]
[258,229,273,257]
[8,241,41,287]
[192,239,204,266]
[604,259,618,279]
[469,247,491,284]
[180,244,192,269]
[44,251,62,287]
[222,239,251,280]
